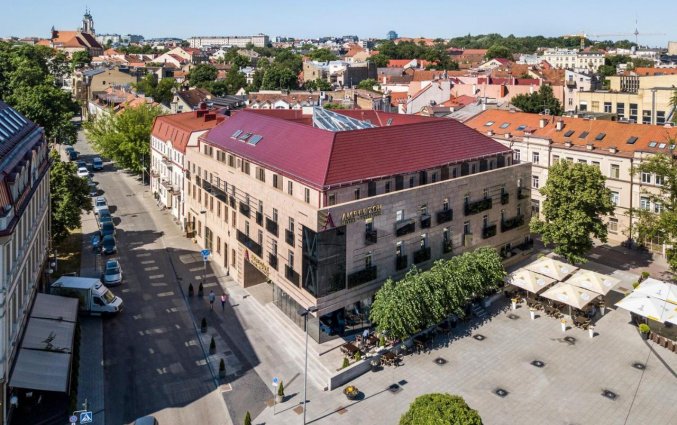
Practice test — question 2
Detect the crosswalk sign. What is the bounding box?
[80,411,93,423]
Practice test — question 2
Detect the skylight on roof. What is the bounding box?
[595,133,606,141]
[627,136,638,144]
[564,130,574,137]
[248,135,263,145]
[484,121,494,126]
[500,122,510,129]
[579,131,589,139]
[516,125,526,131]
[671,144,676,150]
[232,130,242,138]
[386,118,393,126]
[238,132,252,141]
[659,143,666,149]
[649,141,657,148]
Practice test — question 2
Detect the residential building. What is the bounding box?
[302,61,377,88]
[150,106,225,229]
[400,80,451,114]
[564,70,601,112]
[465,109,677,252]
[245,91,326,109]
[575,74,677,124]
[171,88,214,113]
[0,101,51,424]
[86,86,167,119]
[541,49,605,72]
[72,67,139,113]
[188,35,269,49]
[184,108,531,342]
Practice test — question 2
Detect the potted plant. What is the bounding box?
[341,357,350,369]
[353,351,362,362]
[632,281,640,289]
[529,307,536,320]
[209,336,216,354]
[219,358,226,379]
[198,282,204,297]
[370,358,380,372]
[188,282,194,297]
[640,271,650,281]
[379,335,386,348]
[343,385,359,400]
[276,381,284,403]
[201,317,207,333]
[511,297,518,310]
[244,411,251,425]
[639,323,650,340]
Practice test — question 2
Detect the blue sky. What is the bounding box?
[1,0,674,46]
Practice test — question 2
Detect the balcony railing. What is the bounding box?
[285,265,300,285]
[443,239,453,254]
[236,230,262,257]
[229,195,236,208]
[436,209,453,224]
[420,214,431,229]
[482,224,497,239]
[518,187,529,200]
[239,201,250,217]
[365,229,377,245]
[268,253,278,270]
[285,229,295,246]
[185,170,191,181]
[464,198,492,215]
[413,247,431,264]
[256,211,263,226]
[347,265,377,288]
[395,218,416,237]
[265,217,279,236]
[395,255,408,271]
[501,215,525,232]
[501,192,509,205]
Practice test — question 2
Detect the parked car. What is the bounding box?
[97,209,112,227]
[68,150,79,161]
[92,157,104,171]
[64,146,75,155]
[77,159,87,168]
[99,221,115,238]
[100,235,117,255]
[77,167,89,178]
[133,416,158,425]
[88,181,98,197]
[102,259,122,286]
[94,196,107,215]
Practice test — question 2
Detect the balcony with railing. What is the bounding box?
[482,224,497,239]
[413,246,431,264]
[420,213,431,229]
[347,265,377,288]
[285,265,300,285]
[236,230,262,257]
[436,209,453,224]
[265,217,279,236]
[464,198,492,215]
[518,187,529,200]
[285,229,295,246]
[268,253,278,270]
[365,229,377,245]
[395,255,408,271]
[501,192,509,205]
[501,215,525,232]
[239,201,250,217]
[443,239,453,254]
[395,218,416,237]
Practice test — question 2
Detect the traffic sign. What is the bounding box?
[201,249,211,261]
[69,415,78,423]
[272,376,279,387]
[80,411,93,423]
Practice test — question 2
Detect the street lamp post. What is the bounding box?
[297,306,318,425]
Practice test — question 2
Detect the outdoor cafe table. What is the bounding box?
[341,342,360,356]
[381,351,397,366]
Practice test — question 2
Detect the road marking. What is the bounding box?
[189,267,202,272]
[203,282,218,288]
[221,384,233,393]
[157,291,174,297]
[156,367,167,375]
[140,260,155,265]
[144,266,159,271]
[121,288,131,293]
[133,314,143,320]
[151,282,168,287]
[148,274,164,279]
[175,324,181,329]
[136,253,151,257]
[165,307,179,313]
[148,348,155,354]
[195,359,208,366]
[185,340,198,346]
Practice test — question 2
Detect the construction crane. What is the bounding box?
[564,21,665,49]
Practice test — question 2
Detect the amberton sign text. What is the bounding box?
[341,205,382,224]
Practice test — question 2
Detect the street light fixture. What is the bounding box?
[297,305,318,425]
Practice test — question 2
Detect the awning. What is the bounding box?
[540,282,599,310]
[30,293,79,322]
[21,318,75,353]
[525,257,578,281]
[566,269,620,296]
[634,278,677,304]
[506,268,556,294]
[616,292,675,323]
[10,349,71,392]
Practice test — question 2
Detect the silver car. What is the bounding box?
[102,259,122,286]
[94,196,107,215]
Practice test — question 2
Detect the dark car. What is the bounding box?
[98,209,112,227]
[77,160,87,169]
[100,235,117,255]
[99,221,115,238]
[68,150,79,161]
[64,146,75,154]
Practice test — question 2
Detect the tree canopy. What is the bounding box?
[304,78,332,91]
[356,78,379,91]
[530,160,615,264]
[49,150,93,244]
[84,104,164,173]
[70,50,91,70]
[485,44,513,60]
[188,64,218,88]
[511,85,563,116]
[400,393,483,425]
[307,48,338,62]
[134,73,176,104]
[374,41,458,70]
[223,65,247,95]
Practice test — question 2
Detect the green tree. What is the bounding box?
[49,150,93,244]
[70,50,91,70]
[304,78,332,91]
[400,393,482,425]
[511,85,562,116]
[261,64,297,90]
[630,152,677,269]
[307,48,338,62]
[188,64,218,88]
[224,65,247,94]
[243,411,252,425]
[370,53,390,68]
[531,160,615,264]
[133,74,176,104]
[485,44,513,60]
[356,78,379,91]
[84,104,164,174]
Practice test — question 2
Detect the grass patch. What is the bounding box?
[54,227,82,278]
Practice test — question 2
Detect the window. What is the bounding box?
[657,111,666,125]
[228,155,235,167]
[385,181,391,193]
[288,217,295,233]
[354,188,360,200]
[256,167,265,182]
[258,230,263,245]
[396,209,404,222]
[409,177,415,188]
[532,152,540,164]
[592,161,600,168]
[272,208,278,222]
[516,125,526,131]
[610,164,620,179]
[642,110,651,125]
[531,199,540,214]
[654,202,663,214]
[641,172,651,184]
[564,130,575,137]
[420,233,428,248]
[629,103,638,122]
[365,252,372,268]
[272,240,278,257]
[532,175,539,189]
[463,221,471,235]
[610,191,619,206]
[484,121,494,126]
[288,250,294,267]
[513,149,521,162]
[578,159,587,164]
[640,197,650,210]
[241,160,250,175]
[328,194,336,205]
[443,198,449,211]
[603,102,612,113]
[553,155,559,163]
[578,131,589,139]
[648,141,657,148]
[304,188,310,203]
[655,175,664,186]
[595,133,606,141]
[245,221,250,236]
[626,136,638,145]
[272,174,280,189]
[616,103,625,118]
[608,218,618,234]
[500,122,510,129]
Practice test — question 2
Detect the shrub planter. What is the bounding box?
[276,381,284,403]
[639,323,650,340]
[343,385,359,400]
[198,282,204,297]
[218,359,226,379]
[209,336,216,354]
[370,359,380,372]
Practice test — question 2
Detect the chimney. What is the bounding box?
[586,143,594,151]
[539,118,547,128]
[505,132,512,139]
[609,146,617,154]
[204,113,216,122]
[196,109,207,118]
[487,130,494,136]
[565,141,572,148]
[556,120,564,131]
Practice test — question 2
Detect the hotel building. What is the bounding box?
[184,108,532,342]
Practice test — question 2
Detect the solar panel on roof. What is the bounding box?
[248,135,263,145]
[579,131,589,139]
[564,130,574,137]
[627,136,638,144]
[595,133,606,140]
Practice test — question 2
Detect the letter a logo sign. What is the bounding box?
[321,212,335,230]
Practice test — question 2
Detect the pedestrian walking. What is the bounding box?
[208,290,215,310]
[220,293,227,311]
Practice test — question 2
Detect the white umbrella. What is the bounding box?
[506,269,556,294]
[525,257,578,281]
[540,282,598,310]
[616,292,671,323]
[565,269,620,295]
[634,278,677,305]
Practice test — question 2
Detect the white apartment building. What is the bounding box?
[188,34,269,49]
[564,70,600,112]
[0,102,51,424]
[542,49,605,72]
[466,109,677,253]
[150,107,225,230]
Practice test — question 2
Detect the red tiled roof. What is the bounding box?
[465,110,677,157]
[633,67,677,76]
[389,92,408,106]
[201,109,510,189]
[387,59,413,68]
[152,110,224,154]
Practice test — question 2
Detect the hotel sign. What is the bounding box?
[246,250,269,276]
[341,205,382,224]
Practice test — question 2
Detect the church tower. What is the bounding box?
[81,8,95,35]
